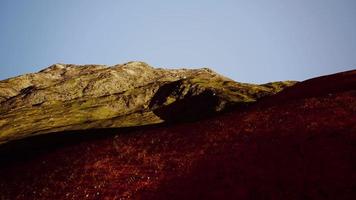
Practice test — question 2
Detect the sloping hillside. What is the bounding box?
[0,70,355,199]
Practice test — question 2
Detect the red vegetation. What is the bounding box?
[0,70,355,200]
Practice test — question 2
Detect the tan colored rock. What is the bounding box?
[0,62,296,144]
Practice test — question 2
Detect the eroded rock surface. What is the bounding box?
[0,62,295,144]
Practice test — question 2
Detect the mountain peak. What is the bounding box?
[119,61,153,69]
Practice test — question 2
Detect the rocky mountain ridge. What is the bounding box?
[0,62,296,144]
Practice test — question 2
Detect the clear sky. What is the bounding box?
[0,0,355,83]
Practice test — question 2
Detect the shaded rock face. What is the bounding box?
[0,62,295,144]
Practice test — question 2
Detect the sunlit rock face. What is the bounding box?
[0,62,295,144]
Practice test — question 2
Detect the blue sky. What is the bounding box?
[0,0,355,83]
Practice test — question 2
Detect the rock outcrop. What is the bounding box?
[0,62,295,144]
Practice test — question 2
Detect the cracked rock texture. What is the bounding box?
[0,62,295,144]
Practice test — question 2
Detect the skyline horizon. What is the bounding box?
[1,61,354,84]
[1,0,356,83]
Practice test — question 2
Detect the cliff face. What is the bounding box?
[0,62,295,144]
